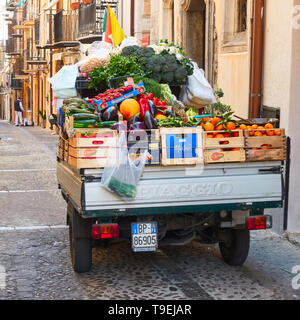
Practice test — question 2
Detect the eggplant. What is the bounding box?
[143,111,158,129]
[164,110,175,118]
[129,122,146,130]
[102,106,118,122]
[148,100,157,117]
[127,114,141,128]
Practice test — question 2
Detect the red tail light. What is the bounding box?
[92,224,119,240]
[247,215,272,230]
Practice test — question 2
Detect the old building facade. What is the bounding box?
[1,0,299,234]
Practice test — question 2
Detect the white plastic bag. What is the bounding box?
[48,65,79,91]
[101,132,149,200]
[180,62,216,107]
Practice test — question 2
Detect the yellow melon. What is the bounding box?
[119,99,140,120]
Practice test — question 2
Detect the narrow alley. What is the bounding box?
[0,121,300,300]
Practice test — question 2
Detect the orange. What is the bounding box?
[274,130,282,136]
[239,124,247,130]
[223,132,232,138]
[202,117,212,124]
[266,130,275,136]
[247,126,252,130]
[216,124,225,131]
[207,133,214,139]
[231,148,240,151]
[254,131,263,136]
[231,131,239,137]
[215,134,225,139]
[203,122,215,131]
[226,122,236,130]
[251,124,258,129]
[211,117,222,126]
[264,123,274,129]
[249,131,255,136]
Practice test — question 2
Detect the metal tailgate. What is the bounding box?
[83,162,283,213]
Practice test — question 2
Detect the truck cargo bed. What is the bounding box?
[57,161,283,218]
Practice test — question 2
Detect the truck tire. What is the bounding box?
[219,229,250,266]
[69,220,92,273]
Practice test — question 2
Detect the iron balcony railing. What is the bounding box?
[53,10,79,46]
[78,0,119,42]
[11,74,22,90]
[34,19,40,45]
[6,0,16,11]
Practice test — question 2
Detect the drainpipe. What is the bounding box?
[130,0,135,37]
[249,0,264,119]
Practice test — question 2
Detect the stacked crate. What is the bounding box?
[160,127,203,166]
[203,130,245,164]
[66,128,118,169]
[244,129,287,161]
[58,132,69,162]
[127,129,161,166]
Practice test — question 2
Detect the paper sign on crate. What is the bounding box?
[160,127,203,166]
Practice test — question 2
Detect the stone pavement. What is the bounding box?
[0,120,300,300]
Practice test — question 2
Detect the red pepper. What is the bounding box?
[139,98,150,119]
[147,92,154,100]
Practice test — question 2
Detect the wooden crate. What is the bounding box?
[244,129,286,148]
[68,156,109,169]
[127,129,161,166]
[204,149,246,164]
[246,148,287,162]
[160,127,203,166]
[68,128,118,148]
[68,145,110,158]
[204,130,244,149]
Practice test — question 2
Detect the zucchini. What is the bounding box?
[108,176,137,199]
[72,113,99,121]
[68,108,93,114]
[97,121,117,128]
[73,120,97,128]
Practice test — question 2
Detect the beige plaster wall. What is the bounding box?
[262,0,293,130]
[214,0,251,118]
[287,0,300,233]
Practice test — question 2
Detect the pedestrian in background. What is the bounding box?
[14,96,24,126]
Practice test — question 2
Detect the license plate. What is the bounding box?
[131,222,158,252]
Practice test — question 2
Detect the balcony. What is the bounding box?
[11,74,23,90]
[6,1,16,12]
[26,56,47,65]
[6,38,21,57]
[53,10,79,48]
[77,0,119,44]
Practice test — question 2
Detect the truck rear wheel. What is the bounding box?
[219,229,250,266]
[69,220,92,273]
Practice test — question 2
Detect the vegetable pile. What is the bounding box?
[121,43,193,85]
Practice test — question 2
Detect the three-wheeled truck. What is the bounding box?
[57,159,283,273]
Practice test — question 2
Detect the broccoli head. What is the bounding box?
[150,73,162,83]
[161,71,174,84]
[121,45,139,57]
[136,47,155,58]
[174,67,188,82]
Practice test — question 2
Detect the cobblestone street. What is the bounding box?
[0,121,300,300]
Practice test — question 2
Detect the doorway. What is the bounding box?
[182,0,206,69]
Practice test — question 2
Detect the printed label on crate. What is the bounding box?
[92,82,145,110]
[165,133,199,159]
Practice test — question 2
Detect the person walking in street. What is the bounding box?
[14,96,24,126]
